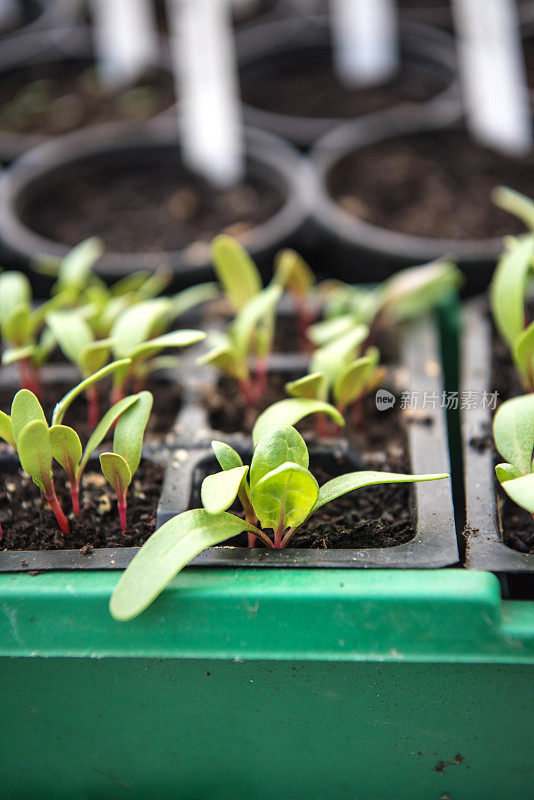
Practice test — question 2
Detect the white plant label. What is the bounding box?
[452,0,532,155]
[167,0,244,187]
[331,0,398,86]
[91,0,159,89]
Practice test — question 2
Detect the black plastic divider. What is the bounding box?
[461,300,534,572]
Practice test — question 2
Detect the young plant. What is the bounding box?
[99,391,153,532]
[285,324,385,433]
[0,359,134,533]
[199,283,282,404]
[212,234,316,353]
[110,424,447,621]
[489,192,534,390]
[310,260,462,347]
[494,394,534,519]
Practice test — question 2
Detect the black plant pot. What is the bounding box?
[0,0,59,39]
[309,114,534,291]
[0,118,310,286]
[0,27,176,163]
[236,16,460,147]
[461,299,534,573]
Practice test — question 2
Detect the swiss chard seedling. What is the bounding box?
[493,394,534,520]
[99,390,153,531]
[285,325,385,434]
[490,189,534,390]
[110,425,447,620]
[0,359,138,534]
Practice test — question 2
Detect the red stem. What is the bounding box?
[87,385,99,429]
[45,481,69,534]
[273,519,284,549]
[71,479,80,515]
[18,358,41,397]
[316,414,329,439]
[254,357,268,400]
[296,300,315,354]
[111,382,125,406]
[240,377,256,406]
[117,488,128,533]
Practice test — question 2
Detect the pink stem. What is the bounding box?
[273,519,284,549]
[247,532,256,548]
[316,414,329,439]
[117,489,128,533]
[254,357,268,400]
[112,382,125,406]
[45,482,69,534]
[19,358,41,397]
[240,377,256,406]
[296,300,315,354]
[71,479,80,515]
[87,385,99,429]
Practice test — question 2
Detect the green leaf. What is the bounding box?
[274,249,315,297]
[52,358,132,425]
[311,325,369,388]
[232,283,282,359]
[17,419,52,492]
[490,235,534,348]
[212,235,262,310]
[111,298,172,359]
[171,282,219,318]
[495,462,523,484]
[49,425,82,478]
[333,348,380,411]
[285,373,326,401]
[0,272,31,322]
[201,465,249,514]
[100,452,132,493]
[128,329,205,363]
[80,338,113,376]
[113,391,153,476]
[499,472,534,514]
[0,410,15,448]
[250,425,309,487]
[251,462,319,530]
[77,395,139,478]
[2,344,36,365]
[2,304,32,346]
[211,440,243,470]
[308,315,356,346]
[512,320,534,389]
[110,510,259,620]
[310,471,448,515]
[198,340,246,381]
[56,237,103,293]
[46,310,93,367]
[493,394,534,475]
[493,186,534,231]
[252,399,345,446]
[380,260,462,323]
[11,389,47,448]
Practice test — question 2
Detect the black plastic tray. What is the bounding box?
[461,300,534,571]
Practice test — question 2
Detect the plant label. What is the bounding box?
[331,0,399,86]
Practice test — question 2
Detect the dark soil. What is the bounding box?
[190,448,414,549]
[328,130,534,239]
[206,370,405,453]
[21,159,284,254]
[501,497,534,554]
[0,60,174,136]
[0,376,182,445]
[0,460,163,550]
[240,44,442,120]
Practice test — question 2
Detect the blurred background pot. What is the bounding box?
[309,112,534,292]
[0,118,310,290]
[0,27,175,163]
[237,16,460,147]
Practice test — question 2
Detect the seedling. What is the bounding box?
[200,282,282,404]
[273,248,316,349]
[285,324,385,433]
[99,391,153,532]
[490,188,534,390]
[110,425,447,620]
[0,359,135,533]
[109,299,206,402]
[310,260,462,347]
[494,394,534,519]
